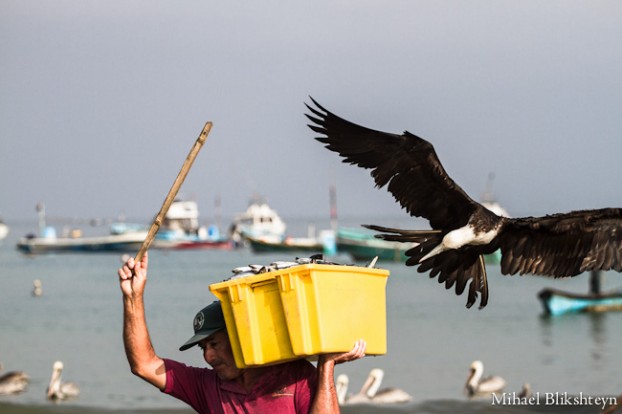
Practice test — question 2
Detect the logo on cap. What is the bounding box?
[193,311,205,332]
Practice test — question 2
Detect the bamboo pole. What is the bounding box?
[135,121,212,263]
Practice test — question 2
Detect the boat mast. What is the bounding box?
[329,184,338,231]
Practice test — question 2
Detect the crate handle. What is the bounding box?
[251,279,277,290]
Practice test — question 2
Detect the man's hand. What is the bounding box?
[118,252,149,298]
[318,339,367,366]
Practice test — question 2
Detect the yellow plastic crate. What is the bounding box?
[209,263,389,368]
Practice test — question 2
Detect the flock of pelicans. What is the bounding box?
[336,361,528,405]
[3,359,620,411]
[0,360,79,401]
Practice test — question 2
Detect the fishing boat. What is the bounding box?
[16,203,148,255]
[16,228,147,255]
[229,198,286,246]
[246,235,324,254]
[336,227,411,262]
[538,271,622,316]
[150,199,231,250]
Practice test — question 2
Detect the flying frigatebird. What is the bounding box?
[305,97,622,309]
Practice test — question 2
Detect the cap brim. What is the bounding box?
[179,327,224,351]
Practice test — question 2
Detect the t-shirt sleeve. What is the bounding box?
[162,358,220,414]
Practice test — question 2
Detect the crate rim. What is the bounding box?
[209,263,390,291]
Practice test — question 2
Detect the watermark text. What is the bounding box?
[491,392,617,410]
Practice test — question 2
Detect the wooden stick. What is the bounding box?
[135,121,212,263]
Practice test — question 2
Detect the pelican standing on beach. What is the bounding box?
[46,361,80,401]
[464,360,506,398]
[306,98,622,309]
[336,368,412,405]
[0,363,29,395]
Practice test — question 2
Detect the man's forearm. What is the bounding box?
[122,295,164,388]
[310,359,340,414]
[309,340,367,413]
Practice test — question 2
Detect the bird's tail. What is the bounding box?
[362,224,441,244]
[362,224,442,263]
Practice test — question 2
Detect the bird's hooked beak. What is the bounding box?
[419,243,446,263]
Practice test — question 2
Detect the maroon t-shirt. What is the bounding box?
[162,358,318,414]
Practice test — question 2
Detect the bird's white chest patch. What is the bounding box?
[444,225,498,249]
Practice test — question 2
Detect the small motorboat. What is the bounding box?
[538,288,622,316]
[539,271,622,316]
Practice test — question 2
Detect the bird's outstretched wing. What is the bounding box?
[497,208,622,277]
[306,97,480,231]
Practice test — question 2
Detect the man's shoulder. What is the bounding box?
[163,358,217,380]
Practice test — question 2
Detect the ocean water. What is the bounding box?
[1,219,621,414]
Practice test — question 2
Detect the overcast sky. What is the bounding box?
[1,1,621,229]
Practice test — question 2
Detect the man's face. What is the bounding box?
[198,330,242,381]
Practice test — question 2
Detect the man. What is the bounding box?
[119,253,366,413]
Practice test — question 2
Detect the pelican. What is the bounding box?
[306,98,622,308]
[465,360,506,398]
[336,368,412,405]
[32,279,42,297]
[46,361,80,401]
[0,363,29,395]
